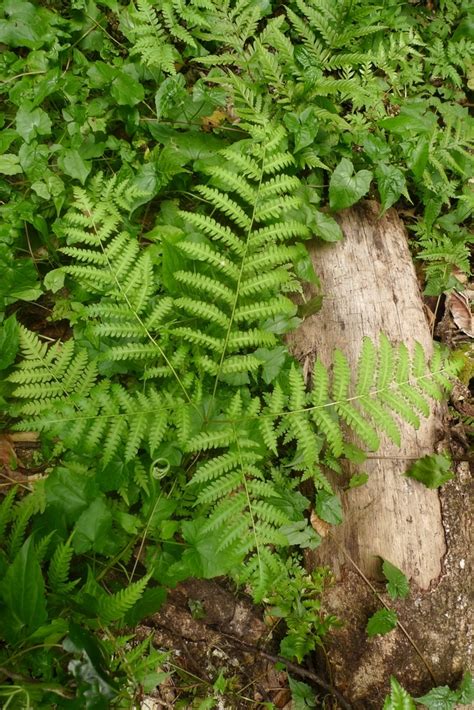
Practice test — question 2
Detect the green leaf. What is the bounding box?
[348,472,369,489]
[44,268,65,294]
[297,295,323,318]
[415,686,460,710]
[405,454,453,489]
[176,518,241,579]
[58,149,91,185]
[376,163,407,212]
[16,106,52,143]
[254,346,288,383]
[0,315,19,370]
[0,537,47,636]
[0,0,53,49]
[315,491,343,525]
[383,677,416,710]
[279,520,321,549]
[73,497,113,554]
[329,158,372,211]
[458,672,474,705]
[312,210,343,242]
[0,154,23,175]
[366,608,397,636]
[111,67,144,107]
[288,675,317,709]
[382,559,409,600]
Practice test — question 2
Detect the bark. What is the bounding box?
[286,201,473,706]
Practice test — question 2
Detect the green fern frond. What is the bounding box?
[98,575,150,624]
[48,539,74,592]
[0,487,17,541]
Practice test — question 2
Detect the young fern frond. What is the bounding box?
[48,539,76,592]
[98,575,150,624]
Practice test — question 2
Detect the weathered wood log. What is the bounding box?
[287,201,472,706]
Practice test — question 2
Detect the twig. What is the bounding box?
[219,632,353,710]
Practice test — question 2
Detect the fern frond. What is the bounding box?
[48,539,74,592]
[98,575,150,624]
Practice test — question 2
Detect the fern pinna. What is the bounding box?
[9,126,455,602]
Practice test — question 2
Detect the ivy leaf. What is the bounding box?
[0,537,48,636]
[329,158,372,211]
[405,454,453,489]
[383,677,416,709]
[376,163,407,212]
[312,210,343,242]
[0,0,53,49]
[382,560,409,600]
[16,106,52,143]
[58,149,91,185]
[315,491,343,525]
[0,154,23,175]
[366,608,397,636]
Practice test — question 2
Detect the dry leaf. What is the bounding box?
[0,433,17,471]
[447,290,474,337]
[310,509,331,537]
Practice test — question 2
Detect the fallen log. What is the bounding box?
[287,201,472,706]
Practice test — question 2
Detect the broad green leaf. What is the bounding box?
[416,686,460,710]
[254,346,288,383]
[366,608,397,636]
[111,67,144,107]
[16,106,52,143]
[155,74,187,120]
[383,677,416,709]
[405,454,453,488]
[0,154,23,175]
[279,520,321,549]
[58,149,91,185]
[329,158,372,211]
[0,0,53,49]
[0,537,47,635]
[0,315,19,370]
[315,491,343,525]
[379,105,437,136]
[176,518,241,579]
[73,497,113,554]
[44,268,66,294]
[124,587,167,627]
[312,210,343,242]
[376,163,407,212]
[382,559,409,600]
[288,676,317,708]
[45,466,99,521]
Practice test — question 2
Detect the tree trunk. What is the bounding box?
[287,202,472,706]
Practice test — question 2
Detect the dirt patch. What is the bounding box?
[315,461,473,708]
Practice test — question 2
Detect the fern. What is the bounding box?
[48,538,76,593]
[98,575,150,624]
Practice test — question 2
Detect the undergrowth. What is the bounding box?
[0,0,472,707]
